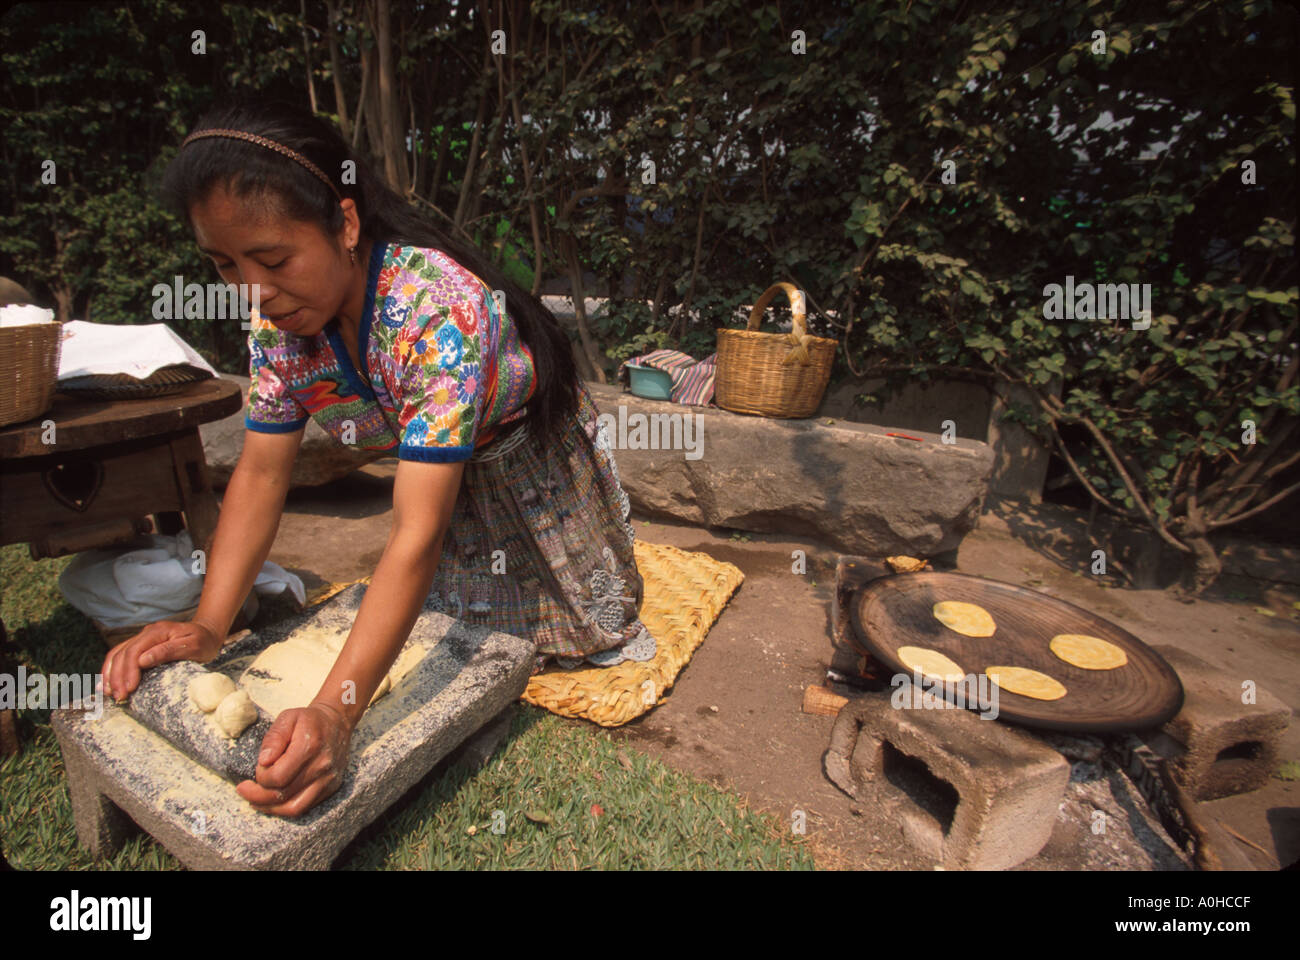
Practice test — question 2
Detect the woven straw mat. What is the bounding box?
[302,540,745,727]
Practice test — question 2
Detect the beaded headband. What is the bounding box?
[180,128,342,201]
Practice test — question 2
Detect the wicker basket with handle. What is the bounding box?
[0,320,62,428]
[714,282,837,418]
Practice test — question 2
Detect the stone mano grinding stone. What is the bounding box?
[50,582,536,869]
[124,629,272,783]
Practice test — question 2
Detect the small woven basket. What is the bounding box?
[714,282,836,418]
[0,320,62,428]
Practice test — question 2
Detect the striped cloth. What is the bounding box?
[616,349,717,406]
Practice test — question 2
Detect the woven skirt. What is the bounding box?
[423,381,654,672]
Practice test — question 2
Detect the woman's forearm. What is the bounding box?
[311,530,444,730]
[191,460,292,642]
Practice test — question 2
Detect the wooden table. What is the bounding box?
[0,377,242,755]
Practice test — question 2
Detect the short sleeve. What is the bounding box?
[393,280,489,462]
[245,336,310,433]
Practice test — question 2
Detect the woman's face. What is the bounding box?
[190,183,357,337]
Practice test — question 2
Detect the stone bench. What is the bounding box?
[199,373,994,557]
[585,382,994,557]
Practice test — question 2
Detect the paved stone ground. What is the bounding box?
[263,459,1300,870]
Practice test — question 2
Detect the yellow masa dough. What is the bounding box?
[984,665,1067,701]
[896,645,966,682]
[932,601,997,637]
[240,625,424,720]
[1050,634,1128,670]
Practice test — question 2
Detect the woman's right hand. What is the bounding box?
[101,619,225,703]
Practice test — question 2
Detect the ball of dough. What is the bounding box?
[213,689,258,739]
[189,672,237,713]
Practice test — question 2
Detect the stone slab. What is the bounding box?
[824,692,1069,869]
[585,382,993,557]
[50,586,535,869]
[1152,644,1292,802]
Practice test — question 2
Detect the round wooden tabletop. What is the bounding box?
[850,571,1184,733]
[0,377,243,459]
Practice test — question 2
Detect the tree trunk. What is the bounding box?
[364,52,385,163]
[651,269,668,329]
[1132,534,1164,590]
[408,84,418,191]
[507,75,545,297]
[1179,504,1222,595]
[505,7,547,296]
[300,0,318,114]
[608,98,629,300]
[50,224,76,323]
[564,235,604,383]
[357,42,384,161]
[374,0,407,193]
[52,284,74,325]
[377,0,404,192]
[468,93,507,228]
[325,0,350,141]
[430,122,452,209]
[454,47,492,227]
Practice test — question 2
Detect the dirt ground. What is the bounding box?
[267,461,1300,871]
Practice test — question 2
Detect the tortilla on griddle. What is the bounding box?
[1050,633,1128,670]
[932,600,997,637]
[984,665,1067,701]
[897,645,966,682]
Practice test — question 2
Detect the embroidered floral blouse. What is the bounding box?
[244,241,537,461]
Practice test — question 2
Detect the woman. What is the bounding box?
[100,100,654,818]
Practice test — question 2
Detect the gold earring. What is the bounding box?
[349,246,357,266]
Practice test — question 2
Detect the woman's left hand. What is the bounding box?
[237,702,353,818]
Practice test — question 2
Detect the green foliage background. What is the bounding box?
[1,0,1295,574]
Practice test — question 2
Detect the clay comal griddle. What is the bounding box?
[849,571,1183,732]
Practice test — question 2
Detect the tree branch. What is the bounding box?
[1204,416,1297,518]
[1210,479,1300,529]
[1040,391,1191,553]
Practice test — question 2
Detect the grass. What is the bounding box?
[1,543,816,870]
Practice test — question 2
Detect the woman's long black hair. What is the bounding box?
[157,98,584,456]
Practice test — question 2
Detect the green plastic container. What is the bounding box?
[627,363,674,400]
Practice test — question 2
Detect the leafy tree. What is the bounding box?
[0,0,320,369]
[2,0,1293,592]
[822,1,1296,591]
